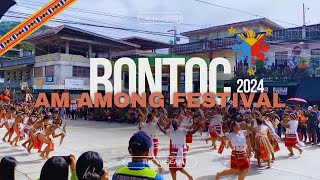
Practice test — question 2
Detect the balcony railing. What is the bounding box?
[172,23,320,54]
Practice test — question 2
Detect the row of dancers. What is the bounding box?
[0,102,66,160]
[0,93,303,180]
[137,105,303,180]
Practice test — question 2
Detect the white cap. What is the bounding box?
[308,106,312,110]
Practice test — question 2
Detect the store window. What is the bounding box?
[45,65,54,76]
[34,67,43,77]
[73,66,90,77]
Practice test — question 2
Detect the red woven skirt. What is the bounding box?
[149,138,159,160]
[209,126,221,138]
[230,150,250,171]
[168,147,187,172]
[285,134,297,147]
[271,139,280,152]
[186,134,193,143]
[33,136,43,149]
[8,128,14,134]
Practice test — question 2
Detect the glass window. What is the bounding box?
[45,65,54,76]
[275,51,288,66]
[34,67,43,77]
[73,66,90,77]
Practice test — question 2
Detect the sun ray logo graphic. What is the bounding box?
[232,29,270,73]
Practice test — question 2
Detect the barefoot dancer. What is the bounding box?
[253,117,274,168]
[157,119,198,180]
[21,117,36,149]
[38,124,63,159]
[215,121,250,180]
[281,113,303,156]
[2,112,14,142]
[27,116,50,153]
[3,86,11,103]
[264,113,281,161]
[9,114,24,147]
[138,108,163,173]
[206,108,223,150]
[181,110,194,151]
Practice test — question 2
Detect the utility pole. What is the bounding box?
[303,3,306,26]
[302,3,308,40]
[168,26,177,45]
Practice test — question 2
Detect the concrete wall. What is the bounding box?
[33,53,91,90]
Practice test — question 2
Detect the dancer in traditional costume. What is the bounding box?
[264,113,281,160]
[281,113,303,156]
[181,110,194,150]
[9,114,24,147]
[215,121,250,180]
[27,116,50,153]
[157,119,198,180]
[3,86,11,103]
[138,108,163,173]
[253,117,273,168]
[38,124,63,159]
[21,118,35,149]
[2,112,14,142]
[206,108,223,150]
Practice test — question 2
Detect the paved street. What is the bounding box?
[1,119,320,180]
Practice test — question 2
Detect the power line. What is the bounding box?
[4,12,188,39]
[194,0,300,27]
[15,1,211,28]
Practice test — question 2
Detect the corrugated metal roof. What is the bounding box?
[181,18,283,37]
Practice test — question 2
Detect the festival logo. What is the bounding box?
[232,29,270,75]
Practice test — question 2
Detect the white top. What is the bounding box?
[254,124,269,137]
[239,109,246,115]
[210,114,223,126]
[286,120,298,134]
[140,122,158,139]
[226,130,247,147]
[166,128,187,145]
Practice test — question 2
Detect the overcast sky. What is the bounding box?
[4,0,320,44]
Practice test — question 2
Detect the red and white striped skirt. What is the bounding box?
[148,138,159,160]
[230,150,250,171]
[168,147,187,172]
[209,125,222,138]
[285,134,297,147]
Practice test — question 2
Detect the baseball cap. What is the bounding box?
[129,131,152,154]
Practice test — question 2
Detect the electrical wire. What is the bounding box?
[194,0,300,27]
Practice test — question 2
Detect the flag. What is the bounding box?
[0,0,16,19]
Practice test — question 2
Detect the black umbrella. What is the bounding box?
[0,0,16,20]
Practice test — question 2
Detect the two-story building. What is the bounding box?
[0,25,175,100]
[172,18,320,102]
[0,25,140,99]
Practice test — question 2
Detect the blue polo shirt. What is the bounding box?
[112,162,164,180]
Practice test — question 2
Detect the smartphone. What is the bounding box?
[53,156,71,165]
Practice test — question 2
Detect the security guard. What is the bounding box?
[113,131,164,180]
